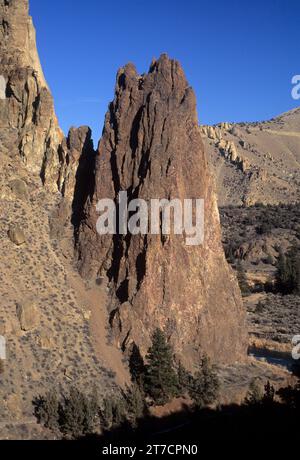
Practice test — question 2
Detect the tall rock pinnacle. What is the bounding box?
[0,0,64,188]
[78,55,247,367]
[0,0,95,202]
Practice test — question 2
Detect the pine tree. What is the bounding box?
[277,382,300,409]
[144,328,179,405]
[276,248,287,293]
[100,395,127,429]
[33,389,59,431]
[100,397,114,429]
[276,245,300,294]
[124,384,145,427]
[188,356,220,409]
[59,387,99,438]
[262,381,275,406]
[129,343,146,387]
[289,248,300,294]
[177,361,192,396]
[244,379,263,406]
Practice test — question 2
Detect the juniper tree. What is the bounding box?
[59,387,99,438]
[262,381,275,406]
[129,343,146,387]
[244,379,263,406]
[124,384,145,427]
[177,361,192,396]
[188,355,220,409]
[33,389,59,431]
[144,328,179,405]
[100,395,127,429]
[276,245,300,294]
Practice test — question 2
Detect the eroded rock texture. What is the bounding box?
[78,55,247,367]
[0,0,95,206]
[58,126,95,232]
[0,0,63,188]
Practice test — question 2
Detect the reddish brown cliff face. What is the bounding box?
[78,55,247,367]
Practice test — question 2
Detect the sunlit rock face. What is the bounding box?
[0,0,65,188]
[77,54,247,368]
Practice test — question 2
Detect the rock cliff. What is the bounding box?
[78,55,247,367]
[0,0,63,188]
[0,0,94,201]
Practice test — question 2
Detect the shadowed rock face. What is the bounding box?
[77,55,247,367]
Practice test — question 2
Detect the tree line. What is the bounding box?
[33,328,220,439]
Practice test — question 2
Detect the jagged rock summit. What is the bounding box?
[0,0,63,187]
[78,54,247,367]
[0,0,94,200]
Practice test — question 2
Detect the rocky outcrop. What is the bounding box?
[201,111,300,206]
[78,55,247,367]
[16,299,39,331]
[0,0,63,188]
[0,0,95,224]
[200,125,222,141]
[217,140,238,162]
[58,126,95,229]
[8,225,26,245]
[200,124,251,173]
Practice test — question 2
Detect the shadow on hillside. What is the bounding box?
[78,398,299,443]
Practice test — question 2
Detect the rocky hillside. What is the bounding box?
[202,108,300,206]
[2,0,299,442]
[0,0,253,438]
[0,0,128,437]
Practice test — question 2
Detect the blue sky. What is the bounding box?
[30,0,300,143]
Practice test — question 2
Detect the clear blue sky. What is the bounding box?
[30,0,300,143]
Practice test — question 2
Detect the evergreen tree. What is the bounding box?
[129,343,146,387]
[177,361,192,396]
[100,395,127,429]
[144,328,179,405]
[188,356,220,409]
[262,381,275,406]
[289,248,300,294]
[124,384,145,427]
[33,389,59,431]
[277,382,300,410]
[276,248,290,293]
[59,387,99,438]
[244,379,263,406]
[276,245,300,294]
[100,397,114,429]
